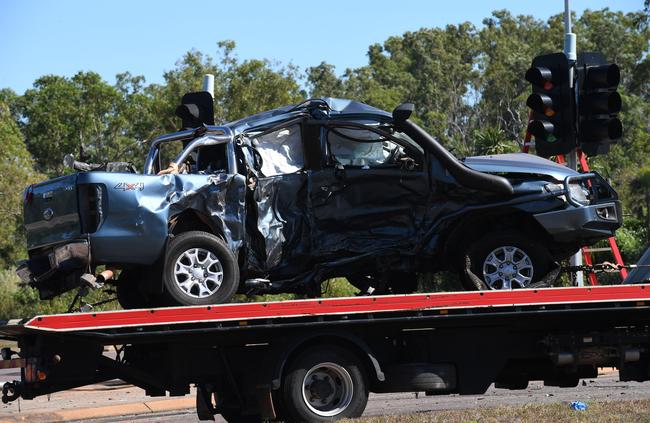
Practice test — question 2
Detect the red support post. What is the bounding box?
[522,111,534,153]
[581,246,600,286]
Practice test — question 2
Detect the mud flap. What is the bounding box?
[196,384,216,421]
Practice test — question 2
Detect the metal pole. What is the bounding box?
[564,0,584,286]
[203,74,215,98]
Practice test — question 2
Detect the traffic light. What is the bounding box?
[576,53,622,156]
[175,91,215,129]
[525,53,576,157]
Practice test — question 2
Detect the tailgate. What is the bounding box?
[25,174,81,249]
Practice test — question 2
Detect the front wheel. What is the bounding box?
[163,231,239,306]
[282,345,368,422]
[460,231,553,290]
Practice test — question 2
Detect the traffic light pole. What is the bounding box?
[564,0,584,286]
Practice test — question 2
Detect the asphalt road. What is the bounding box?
[49,370,650,422]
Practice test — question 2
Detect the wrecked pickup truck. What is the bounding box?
[16,96,622,308]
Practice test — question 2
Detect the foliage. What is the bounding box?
[0,102,44,268]
[18,72,153,175]
[0,269,116,320]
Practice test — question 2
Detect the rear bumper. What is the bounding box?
[533,201,622,243]
[16,240,90,299]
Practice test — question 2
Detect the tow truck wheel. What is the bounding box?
[282,345,368,422]
[116,268,152,309]
[461,231,552,290]
[220,410,262,423]
[163,231,239,306]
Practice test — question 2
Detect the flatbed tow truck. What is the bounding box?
[2,283,650,422]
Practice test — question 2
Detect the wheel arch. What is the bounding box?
[168,209,226,241]
[442,208,552,267]
[271,332,385,391]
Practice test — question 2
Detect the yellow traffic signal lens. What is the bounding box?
[543,81,554,90]
[544,108,556,117]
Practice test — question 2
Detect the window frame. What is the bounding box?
[320,120,424,169]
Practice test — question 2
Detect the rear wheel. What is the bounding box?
[460,231,553,290]
[282,346,368,422]
[163,231,239,306]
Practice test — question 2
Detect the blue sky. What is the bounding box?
[0,0,642,94]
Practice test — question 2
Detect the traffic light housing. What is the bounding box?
[576,52,622,156]
[175,91,215,129]
[525,53,576,157]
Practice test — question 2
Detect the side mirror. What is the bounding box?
[392,103,415,123]
[63,154,75,169]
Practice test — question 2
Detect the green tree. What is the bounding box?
[224,59,303,120]
[0,101,44,268]
[476,11,561,147]
[306,62,345,98]
[19,72,152,175]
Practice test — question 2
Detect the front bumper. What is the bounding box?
[16,240,90,299]
[533,172,622,243]
[533,200,622,243]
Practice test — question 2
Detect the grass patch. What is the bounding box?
[346,399,650,422]
[0,268,117,320]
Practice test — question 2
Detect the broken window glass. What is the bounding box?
[251,124,304,177]
[196,144,228,174]
[327,126,402,167]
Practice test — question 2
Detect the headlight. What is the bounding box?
[568,183,590,205]
[544,183,564,193]
[544,182,590,205]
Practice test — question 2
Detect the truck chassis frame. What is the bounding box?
[2,284,650,421]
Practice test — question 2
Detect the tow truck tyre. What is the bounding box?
[220,410,262,423]
[163,231,239,306]
[282,345,368,422]
[116,269,150,309]
[461,231,552,290]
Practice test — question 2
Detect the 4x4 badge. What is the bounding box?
[114,182,144,191]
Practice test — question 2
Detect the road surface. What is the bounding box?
[2,368,649,422]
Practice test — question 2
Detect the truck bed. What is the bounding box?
[3,284,650,421]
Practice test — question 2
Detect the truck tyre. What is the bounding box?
[389,271,418,294]
[220,410,262,423]
[163,231,239,306]
[460,231,552,290]
[282,345,368,422]
[116,268,151,309]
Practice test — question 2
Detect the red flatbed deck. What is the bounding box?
[20,283,650,332]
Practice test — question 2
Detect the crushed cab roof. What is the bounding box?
[226,98,392,134]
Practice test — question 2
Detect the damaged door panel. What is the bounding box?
[17,97,623,308]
